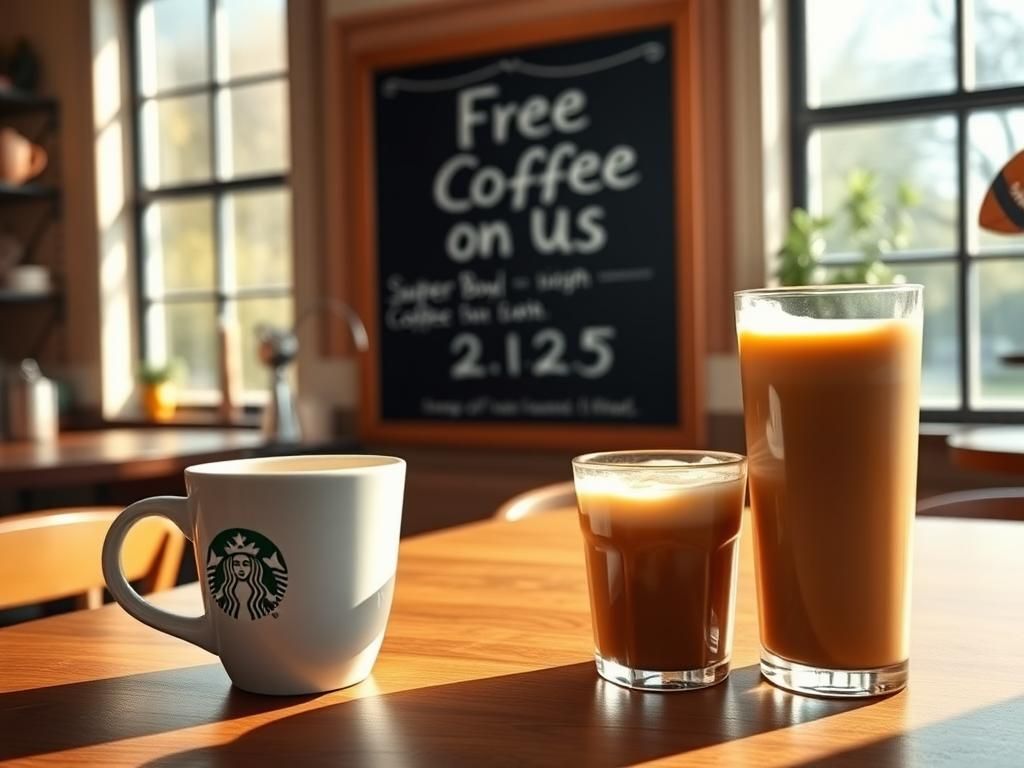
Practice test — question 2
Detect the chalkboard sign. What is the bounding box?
[340,2,704,448]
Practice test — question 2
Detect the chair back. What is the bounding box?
[917,488,1024,522]
[494,481,577,522]
[0,507,185,611]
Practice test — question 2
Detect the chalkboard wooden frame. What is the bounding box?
[336,0,706,450]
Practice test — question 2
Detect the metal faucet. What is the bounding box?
[257,300,369,444]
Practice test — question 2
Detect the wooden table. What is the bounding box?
[948,426,1024,475]
[1,511,1022,767]
[0,428,270,490]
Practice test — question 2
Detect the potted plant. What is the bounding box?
[139,361,179,422]
[776,169,919,286]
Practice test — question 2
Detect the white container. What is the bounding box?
[7,359,58,442]
[4,264,50,294]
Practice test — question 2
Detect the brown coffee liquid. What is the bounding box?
[577,478,745,671]
[739,318,921,670]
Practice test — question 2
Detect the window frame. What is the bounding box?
[127,0,291,404]
[789,0,1024,423]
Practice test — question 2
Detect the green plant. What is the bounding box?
[775,170,921,286]
[139,361,179,386]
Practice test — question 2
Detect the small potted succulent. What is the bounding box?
[139,361,180,422]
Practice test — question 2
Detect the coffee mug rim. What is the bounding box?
[185,454,405,478]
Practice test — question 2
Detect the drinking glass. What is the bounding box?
[571,450,747,691]
[735,284,923,697]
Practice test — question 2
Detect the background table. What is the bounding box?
[0,428,267,490]
[1,510,1023,766]
[947,426,1024,475]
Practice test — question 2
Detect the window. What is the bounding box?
[132,0,291,403]
[791,0,1024,421]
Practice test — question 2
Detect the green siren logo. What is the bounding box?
[207,529,288,620]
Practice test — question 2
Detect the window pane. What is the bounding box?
[137,0,209,96]
[972,0,1024,90]
[973,259,1024,408]
[142,95,212,188]
[224,189,292,289]
[896,262,961,409]
[218,0,287,80]
[804,0,955,107]
[809,117,958,256]
[967,108,1024,254]
[217,80,289,178]
[144,198,215,295]
[147,301,219,391]
[236,296,293,393]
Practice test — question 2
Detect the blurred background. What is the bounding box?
[0,0,1021,569]
[2,0,1022,422]
[795,0,1024,413]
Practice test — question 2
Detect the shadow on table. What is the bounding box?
[790,694,1024,768]
[145,663,876,767]
[0,664,317,761]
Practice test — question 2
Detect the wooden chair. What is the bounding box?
[0,507,185,612]
[917,488,1024,522]
[494,481,577,522]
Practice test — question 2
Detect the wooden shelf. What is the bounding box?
[0,288,60,303]
[0,87,57,118]
[0,182,58,203]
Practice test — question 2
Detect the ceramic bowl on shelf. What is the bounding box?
[3,264,50,295]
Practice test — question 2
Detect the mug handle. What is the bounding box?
[101,496,217,654]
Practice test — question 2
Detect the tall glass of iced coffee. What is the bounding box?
[735,284,922,697]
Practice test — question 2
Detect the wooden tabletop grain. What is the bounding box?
[1,510,1023,767]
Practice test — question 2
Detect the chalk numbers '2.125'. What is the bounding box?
[449,326,616,380]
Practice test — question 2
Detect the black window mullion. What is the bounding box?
[229,286,293,301]
[789,0,809,212]
[207,0,231,383]
[207,0,223,316]
[954,0,971,418]
[157,286,293,304]
[970,248,1024,260]
[135,71,287,104]
[153,289,220,303]
[955,0,966,93]
[129,0,152,365]
[208,0,218,184]
[879,253,962,266]
[138,174,288,202]
[956,108,971,417]
[794,85,1024,127]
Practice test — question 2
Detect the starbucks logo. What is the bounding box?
[206,529,288,620]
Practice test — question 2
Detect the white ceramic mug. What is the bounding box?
[101,455,406,695]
